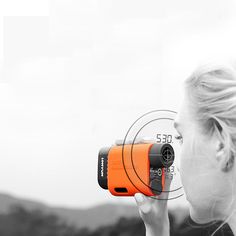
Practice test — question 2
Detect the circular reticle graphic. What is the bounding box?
[121,110,184,200]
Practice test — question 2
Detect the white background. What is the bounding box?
[0,0,236,209]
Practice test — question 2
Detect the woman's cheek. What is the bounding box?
[179,144,194,199]
[179,143,210,206]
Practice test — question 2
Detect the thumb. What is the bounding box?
[134,193,153,214]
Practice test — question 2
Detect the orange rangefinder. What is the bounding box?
[97,142,174,196]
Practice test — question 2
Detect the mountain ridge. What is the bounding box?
[0,192,139,230]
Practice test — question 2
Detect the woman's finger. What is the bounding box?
[134,193,154,214]
[156,171,173,201]
[139,137,157,143]
[115,137,156,146]
[114,139,132,146]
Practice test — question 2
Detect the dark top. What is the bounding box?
[172,214,234,236]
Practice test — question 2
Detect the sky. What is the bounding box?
[0,0,236,209]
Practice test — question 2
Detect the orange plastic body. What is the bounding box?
[107,143,165,196]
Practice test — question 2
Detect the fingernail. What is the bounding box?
[135,193,144,203]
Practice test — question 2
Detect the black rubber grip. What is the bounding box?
[97,147,110,190]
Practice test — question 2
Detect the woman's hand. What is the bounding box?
[115,137,172,236]
[134,177,172,236]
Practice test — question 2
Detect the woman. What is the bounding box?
[134,65,236,236]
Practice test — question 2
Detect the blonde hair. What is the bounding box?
[184,64,236,235]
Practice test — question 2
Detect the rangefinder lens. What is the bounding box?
[148,143,175,168]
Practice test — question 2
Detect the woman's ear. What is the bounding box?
[215,141,234,172]
[215,141,225,161]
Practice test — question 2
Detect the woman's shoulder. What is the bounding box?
[171,213,234,236]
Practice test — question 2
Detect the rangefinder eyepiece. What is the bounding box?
[97,142,175,196]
